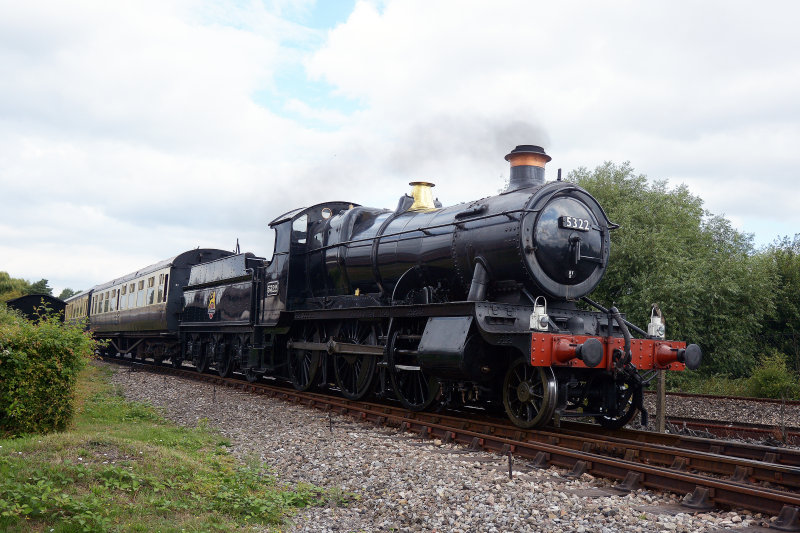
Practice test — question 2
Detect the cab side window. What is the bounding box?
[292,215,308,244]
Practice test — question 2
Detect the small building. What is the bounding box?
[5,295,66,322]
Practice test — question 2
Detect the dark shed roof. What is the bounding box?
[5,294,66,322]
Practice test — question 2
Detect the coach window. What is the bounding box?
[136,280,145,307]
[128,283,135,308]
[104,291,110,313]
[109,289,116,312]
[119,285,126,310]
[147,276,155,305]
[157,273,164,303]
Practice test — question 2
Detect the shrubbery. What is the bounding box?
[0,304,97,436]
[747,351,800,399]
[666,352,800,400]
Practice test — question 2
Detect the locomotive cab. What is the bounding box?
[259,202,359,324]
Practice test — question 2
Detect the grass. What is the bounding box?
[0,363,330,532]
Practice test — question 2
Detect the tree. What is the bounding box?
[569,162,775,376]
[0,273,55,302]
[0,272,31,303]
[26,279,53,296]
[58,288,78,300]
[759,235,800,371]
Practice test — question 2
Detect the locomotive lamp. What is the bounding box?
[530,296,549,331]
[648,306,666,339]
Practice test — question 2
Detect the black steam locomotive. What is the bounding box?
[66,145,700,428]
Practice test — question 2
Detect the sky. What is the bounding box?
[1,0,799,296]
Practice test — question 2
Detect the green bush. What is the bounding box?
[747,351,800,400]
[0,304,97,436]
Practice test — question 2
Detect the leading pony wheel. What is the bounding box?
[503,358,557,428]
[595,379,641,429]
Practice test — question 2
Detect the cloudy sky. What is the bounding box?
[1,0,798,295]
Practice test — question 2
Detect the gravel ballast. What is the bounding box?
[108,364,768,532]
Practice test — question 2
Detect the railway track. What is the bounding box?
[649,388,800,407]
[665,416,800,446]
[108,357,800,529]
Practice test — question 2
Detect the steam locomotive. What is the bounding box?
[65,145,701,428]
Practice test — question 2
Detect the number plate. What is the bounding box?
[266,281,279,296]
[559,216,591,231]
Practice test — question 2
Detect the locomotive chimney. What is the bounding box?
[408,181,437,211]
[504,145,551,192]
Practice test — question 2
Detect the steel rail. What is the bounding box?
[664,416,800,445]
[557,421,800,468]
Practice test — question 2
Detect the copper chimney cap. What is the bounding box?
[504,145,552,166]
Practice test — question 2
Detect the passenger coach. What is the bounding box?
[67,249,231,362]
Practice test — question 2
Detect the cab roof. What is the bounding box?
[268,201,359,227]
